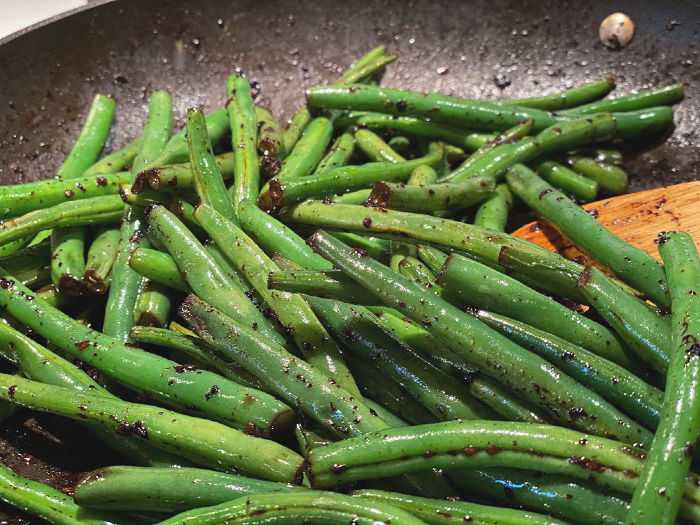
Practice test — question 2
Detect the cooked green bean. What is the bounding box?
[494,77,615,111]
[473,183,513,231]
[104,90,172,342]
[559,83,683,115]
[0,373,302,482]
[333,188,371,204]
[0,321,189,468]
[469,308,663,429]
[226,75,260,211]
[133,152,234,193]
[313,132,356,175]
[50,227,86,296]
[155,491,425,525]
[186,107,237,222]
[339,55,397,86]
[307,231,652,444]
[306,296,494,421]
[355,128,405,163]
[129,326,259,389]
[534,160,598,202]
[237,198,332,270]
[277,117,333,178]
[353,489,567,525]
[255,106,285,180]
[259,143,443,211]
[75,466,305,513]
[437,252,637,369]
[145,205,284,346]
[0,269,295,436]
[0,236,32,257]
[397,255,442,294]
[83,227,120,293]
[452,468,629,525]
[566,156,628,195]
[0,240,51,289]
[133,280,172,328]
[268,269,370,304]
[406,164,438,186]
[387,135,412,155]
[572,148,623,165]
[58,94,116,179]
[0,171,128,218]
[84,137,142,176]
[627,232,700,525]
[280,109,311,155]
[506,163,669,309]
[128,247,188,292]
[367,177,495,212]
[0,461,124,525]
[193,203,360,395]
[441,114,614,185]
[308,84,675,138]
[179,295,393,438]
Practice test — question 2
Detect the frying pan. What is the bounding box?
[0,0,698,521]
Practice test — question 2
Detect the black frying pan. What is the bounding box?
[0,0,698,521]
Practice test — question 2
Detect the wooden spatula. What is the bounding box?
[511,181,700,262]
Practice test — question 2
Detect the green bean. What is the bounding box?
[129,326,259,389]
[452,468,629,525]
[473,184,513,231]
[0,236,32,257]
[566,156,628,195]
[255,106,285,179]
[277,117,333,178]
[155,490,425,525]
[388,135,412,155]
[145,205,284,346]
[186,108,237,223]
[328,232,392,263]
[333,188,371,204]
[398,256,442,294]
[203,242,252,293]
[84,137,142,176]
[437,252,637,369]
[534,160,598,202]
[193,203,359,395]
[0,321,189,468]
[341,46,386,78]
[166,197,206,236]
[307,231,652,443]
[627,232,700,525]
[0,461,125,525]
[572,148,624,165]
[146,108,229,170]
[353,489,567,525]
[559,83,684,115]
[58,94,116,179]
[0,269,295,436]
[355,128,406,163]
[104,90,173,342]
[575,265,671,374]
[128,247,188,292]
[0,373,302,482]
[0,171,128,218]
[133,152,234,193]
[75,466,305,513]
[306,296,494,421]
[268,269,370,304]
[259,143,443,211]
[283,201,639,303]
[180,294,393,438]
[339,55,397,86]
[0,240,51,288]
[0,195,123,247]
[308,85,674,139]
[469,308,663,429]
[83,227,120,293]
[506,164,669,309]
[133,281,172,328]
[367,177,495,212]
[227,75,260,210]
[406,164,438,186]
[237,198,332,270]
[280,108,312,154]
[50,227,86,296]
[313,132,356,175]
[493,78,615,111]
[441,114,614,185]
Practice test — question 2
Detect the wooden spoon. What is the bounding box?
[511,180,700,263]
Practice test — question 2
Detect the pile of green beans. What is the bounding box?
[0,45,696,525]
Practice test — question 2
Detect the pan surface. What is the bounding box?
[0,0,698,521]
